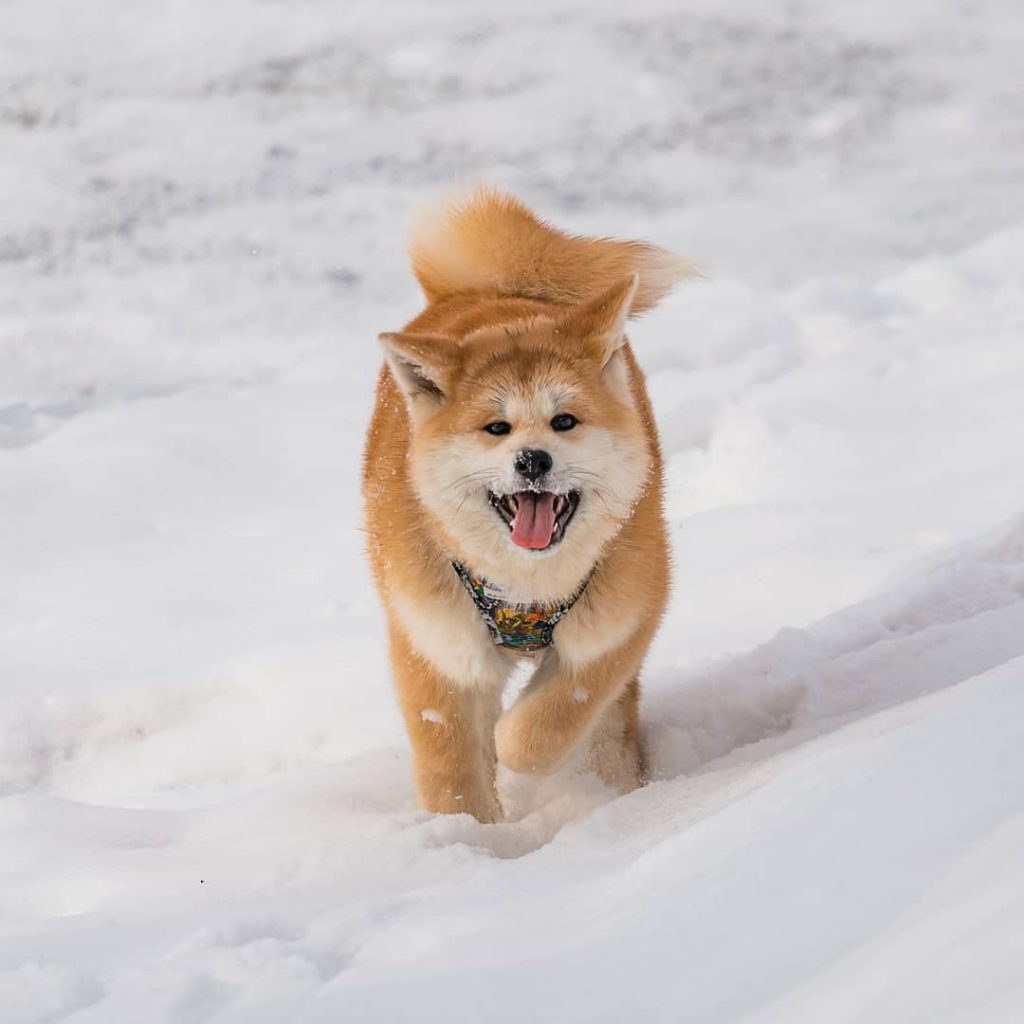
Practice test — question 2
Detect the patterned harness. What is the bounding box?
[452,562,590,653]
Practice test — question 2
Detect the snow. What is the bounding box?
[2,0,1024,1020]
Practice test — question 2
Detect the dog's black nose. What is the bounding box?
[515,448,553,482]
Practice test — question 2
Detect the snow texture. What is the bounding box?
[2,0,1024,1020]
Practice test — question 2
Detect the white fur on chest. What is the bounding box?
[555,598,641,671]
[390,585,514,690]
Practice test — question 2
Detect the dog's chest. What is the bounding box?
[452,562,588,654]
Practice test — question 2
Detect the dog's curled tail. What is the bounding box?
[409,187,695,315]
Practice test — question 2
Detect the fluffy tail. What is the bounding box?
[409,188,694,315]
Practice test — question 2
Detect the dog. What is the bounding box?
[363,189,690,822]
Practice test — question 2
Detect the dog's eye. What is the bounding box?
[483,420,512,436]
[550,413,578,432]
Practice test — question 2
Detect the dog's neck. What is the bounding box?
[452,561,590,653]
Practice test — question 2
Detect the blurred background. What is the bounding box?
[4,0,1023,436]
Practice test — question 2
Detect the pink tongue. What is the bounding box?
[511,492,557,549]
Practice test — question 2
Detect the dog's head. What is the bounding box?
[379,275,651,591]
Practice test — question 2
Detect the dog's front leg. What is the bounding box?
[495,637,646,778]
[389,625,504,823]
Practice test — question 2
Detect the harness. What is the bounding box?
[452,561,590,653]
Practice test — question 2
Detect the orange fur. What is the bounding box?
[363,189,687,820]
[410,187,695,312]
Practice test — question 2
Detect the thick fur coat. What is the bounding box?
[363,190,690,821]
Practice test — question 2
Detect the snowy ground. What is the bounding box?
[3,0,1024,1020]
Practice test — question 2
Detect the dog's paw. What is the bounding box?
[495,702,570,776]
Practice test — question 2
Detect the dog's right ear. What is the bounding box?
[379,332,460,407]
[565,273,639,367]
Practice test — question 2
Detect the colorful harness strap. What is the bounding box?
[452,562,589,653]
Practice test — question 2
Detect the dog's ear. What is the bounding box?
[378,332,460,407]
[559,273,639,367]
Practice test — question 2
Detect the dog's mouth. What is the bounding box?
[488,490,580,551]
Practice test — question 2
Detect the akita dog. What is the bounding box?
[363,189,690,822]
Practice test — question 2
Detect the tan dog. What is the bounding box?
[363,189,690,822]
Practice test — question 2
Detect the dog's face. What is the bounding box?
[381,277,651,592]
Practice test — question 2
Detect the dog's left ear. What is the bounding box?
[379,332,460,408]
[560,273,639,368]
